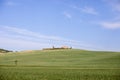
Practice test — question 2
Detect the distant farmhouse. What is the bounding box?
[43,46,72,50]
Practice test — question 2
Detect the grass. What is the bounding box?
[0,67,120,80]
[0,49,120,80]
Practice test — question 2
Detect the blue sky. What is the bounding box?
[0,0,120,51]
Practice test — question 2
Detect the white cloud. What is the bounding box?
[63,12,72,19]
[71,5,98,15]
[100,22,120,29]
[0,37,51,51]
[100,0,120,30]
[81,6,98,15]
[104,0,120,12]
[2,26,64,41]
[0,25,94,51]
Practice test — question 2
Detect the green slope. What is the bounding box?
[0,49,120,68]
[0,49,120,80]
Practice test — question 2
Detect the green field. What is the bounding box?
[0,49,120,80]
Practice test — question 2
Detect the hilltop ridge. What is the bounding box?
[0,48,12,53]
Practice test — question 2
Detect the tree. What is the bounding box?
[14,60,18,66]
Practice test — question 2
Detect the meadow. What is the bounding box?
[0,49,120,80]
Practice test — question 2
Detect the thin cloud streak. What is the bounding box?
[100,0,120,30]
[0,26,96,51]
[71,5,98,15]
[104,0,120,12]
[81,6,98,15]
[0,37,51,51]
[3,26,63,41]
[100,22,120,29]
[63,12,72,19]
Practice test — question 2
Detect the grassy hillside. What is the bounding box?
[0,49,120,68]
[0,49,120,80]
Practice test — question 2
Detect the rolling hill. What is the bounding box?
[0,49,120,68]
[0,49,120,80]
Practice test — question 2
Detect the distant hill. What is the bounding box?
[0,48,13,53]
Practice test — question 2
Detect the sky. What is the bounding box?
[0,0,120,51]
